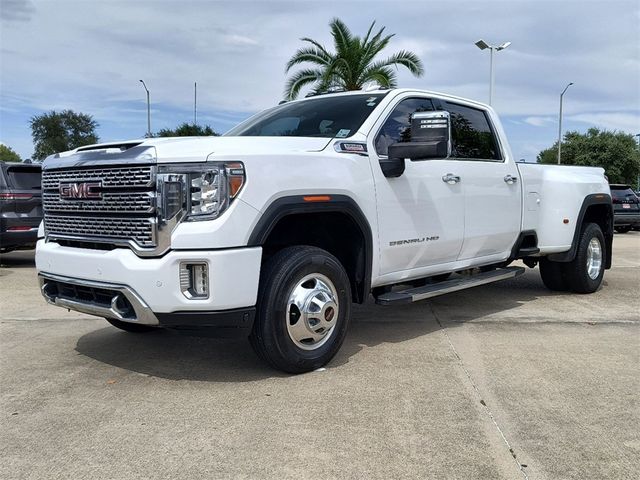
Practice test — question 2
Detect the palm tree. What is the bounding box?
[284,18,424,100]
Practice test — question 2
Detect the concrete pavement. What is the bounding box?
[1,233,638,479]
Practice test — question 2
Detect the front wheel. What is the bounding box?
[249,246,351,374]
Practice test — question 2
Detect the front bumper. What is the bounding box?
[36,240,262,331]
[39,272,256,335]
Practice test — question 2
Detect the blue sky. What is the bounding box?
[1,0,639,161]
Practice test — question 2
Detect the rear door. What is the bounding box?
[440,101,522,261]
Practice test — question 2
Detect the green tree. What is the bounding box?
[284,18,424,100]
[0,144,22,163]
[156,123,219,137]
[30,110,99,160]
[538,128,640,184]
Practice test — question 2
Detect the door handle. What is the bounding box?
[442,173,461,185]
[504,175,518,185]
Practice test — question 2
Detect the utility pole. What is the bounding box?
[557,82,574,165]
[194,82,197,125]
[139,80,151,137]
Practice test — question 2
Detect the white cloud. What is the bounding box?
[223,34,259,47]
[0,0,35,22]
[567,112,640,133]
[524,116,556,127]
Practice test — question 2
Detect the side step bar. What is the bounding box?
[375,266,526,305]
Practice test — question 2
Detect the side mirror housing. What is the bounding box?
[379,157,405,178]
[388,111,451,162]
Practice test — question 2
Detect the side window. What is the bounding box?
[375,97,435,156]
[444,102,501,160]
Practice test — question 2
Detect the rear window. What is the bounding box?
[6,167,41,190]
[444,101,501,160]
[610,187,635,199]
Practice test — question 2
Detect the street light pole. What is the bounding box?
[489,47,494,106]
[557,82,573,165]
[635,134,640,191]
[139,79,151,137]
[475,39,511,106]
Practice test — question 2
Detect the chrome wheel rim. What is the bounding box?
[286,273,339,350]
[586,237,602,280]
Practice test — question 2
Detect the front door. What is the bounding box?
[369,96,465,278]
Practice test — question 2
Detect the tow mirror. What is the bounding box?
[379,156,405,178]
[387,111,451,162]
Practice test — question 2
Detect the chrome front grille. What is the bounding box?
[42,165,154,189]
[44,215,156,246]
[42,191,155,214]
[42,164,157,251]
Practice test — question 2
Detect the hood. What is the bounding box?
[146,136,334,163]
[43,136,335,169]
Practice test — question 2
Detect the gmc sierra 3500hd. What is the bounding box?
[36,88,613,373]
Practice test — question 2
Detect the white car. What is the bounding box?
[36,88,613,373]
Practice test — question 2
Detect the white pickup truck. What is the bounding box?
[36,88,613,373]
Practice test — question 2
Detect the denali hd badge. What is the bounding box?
[389,236,439,246]
[59,182,102,199]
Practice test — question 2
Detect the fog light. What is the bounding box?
[179,262,209,299]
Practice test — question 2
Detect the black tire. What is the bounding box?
[615,226,631,234]
[539,257,569,291]
[249,246,351,374]
[105,317,157,333]
[563,223,606,294]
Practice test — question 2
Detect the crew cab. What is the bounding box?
[36,89,613,373]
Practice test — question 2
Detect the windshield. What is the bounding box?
[226,93,387,138]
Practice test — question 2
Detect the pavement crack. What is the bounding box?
[430,303,530,480]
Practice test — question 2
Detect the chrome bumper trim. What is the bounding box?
[38,272,159,325]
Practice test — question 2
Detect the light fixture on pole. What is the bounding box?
[557,82,574,165]
[475,39,511,106]
[139,80,151,137]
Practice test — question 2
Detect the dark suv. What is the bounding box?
[0,162,42,253]
[610,184,640,233]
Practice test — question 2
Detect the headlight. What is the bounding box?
[157,162,245,222]
[190,170,222,216]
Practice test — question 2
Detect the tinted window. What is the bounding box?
[444,102,501,160]
[226,94,387,138]
[375,97,435,155]
[7,167,41,190]
[611,186,637,200]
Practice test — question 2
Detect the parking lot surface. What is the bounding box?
[1,234,638,480]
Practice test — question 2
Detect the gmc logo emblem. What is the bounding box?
[59,182,102,199]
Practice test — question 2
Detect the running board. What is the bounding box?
[375,266,526,305]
